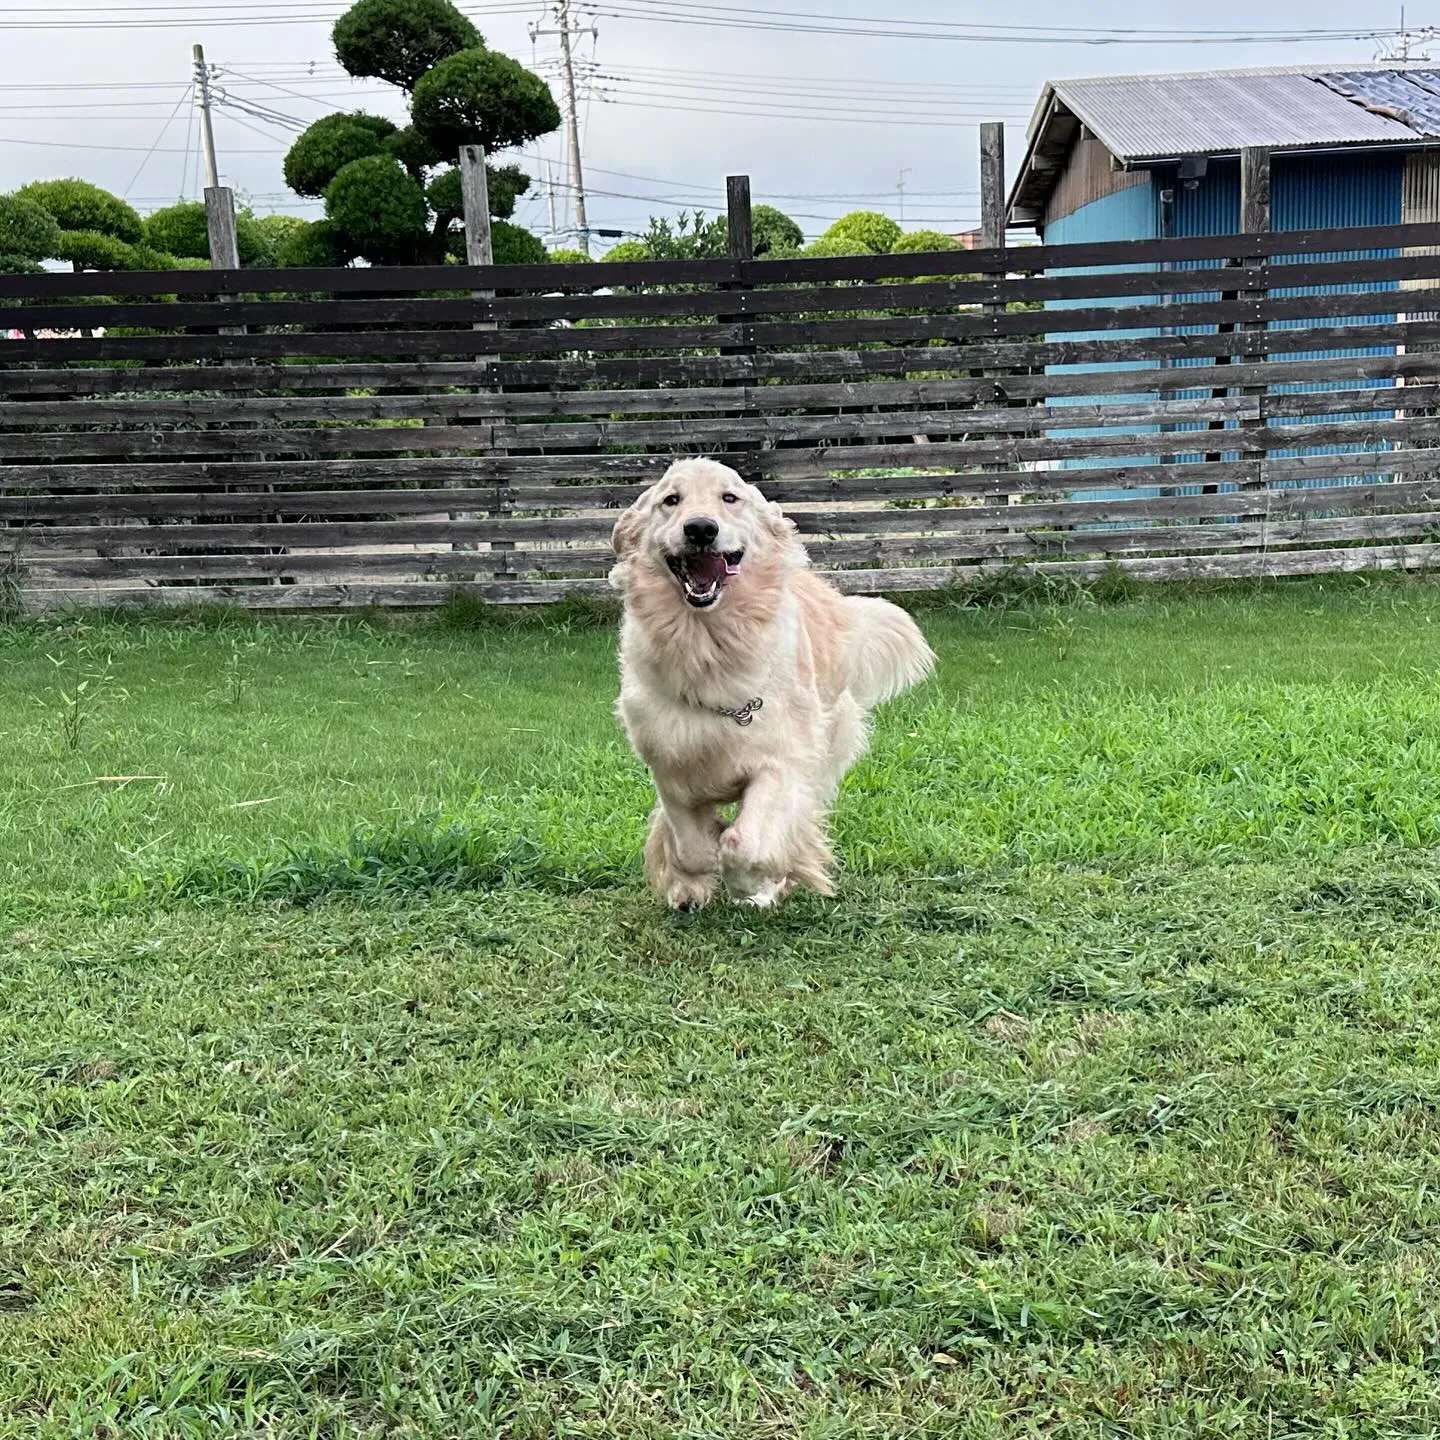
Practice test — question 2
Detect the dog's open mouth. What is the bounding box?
[666,549,744,608]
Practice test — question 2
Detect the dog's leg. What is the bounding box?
[721,768,835,901]
[644,792,723,910]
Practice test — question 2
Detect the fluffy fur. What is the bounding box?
[609,457,935,909]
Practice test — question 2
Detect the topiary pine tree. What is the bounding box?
[751,204,803,257]
[143,201,273,266]
[281,0,558,266]
[818,210,902,255]
[0,194,61,274]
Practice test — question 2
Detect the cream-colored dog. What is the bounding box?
[609,457,934,909]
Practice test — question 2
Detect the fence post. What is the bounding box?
[1238,147,1271,511]
[458,145,506,574]
[978,122,1016,502]
[723,175,758,467]
[1205,147,1270,489]
[726,174,754,262]
[980,123,1006,251]
[204,186,242,339]
[204,186,240,270]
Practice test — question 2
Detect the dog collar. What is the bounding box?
[713,697,763,727]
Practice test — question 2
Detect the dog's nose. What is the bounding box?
[683,516,719,548]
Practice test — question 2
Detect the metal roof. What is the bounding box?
[1009,63,1440,226]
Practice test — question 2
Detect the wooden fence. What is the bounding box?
[5,203,1440,611]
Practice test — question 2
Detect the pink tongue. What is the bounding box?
[685,552,728,587]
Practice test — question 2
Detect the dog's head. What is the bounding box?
[609,458,802,611]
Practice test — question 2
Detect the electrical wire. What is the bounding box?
[122,84,196,196]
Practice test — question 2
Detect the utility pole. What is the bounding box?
[897,166,911,225]
[555,0,589,253]
[546,161,558,241]
[529,2,596,251]
[192,43,220,189]
[1379,6,1433,61]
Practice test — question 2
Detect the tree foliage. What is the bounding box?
[489,219,548,265]
[384,125,445,180]
[53,230,138,272]
[283,112,397,198]
[249,214,307,266]
[802,233,868,258]
[818,210,902,255]
[600,239,649,264]
[0,194,61,268]
[280,0,556,267]
[598,205,803,263]
[752,203,803,256]
[15,179,142,243]
[141,201,272,266]
[410,48,560,157]
[325,154,429,264]
[277,218,355,268]
[333,0,479,89]
[891,229,959,254]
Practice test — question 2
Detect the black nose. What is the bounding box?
[683,516,719,547]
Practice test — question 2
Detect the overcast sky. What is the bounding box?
[1,0,1426,247]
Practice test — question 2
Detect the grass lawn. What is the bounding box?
[7,577,1440,1436]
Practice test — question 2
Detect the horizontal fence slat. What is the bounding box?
[1,358,1436,425]
[23,511,1440,585]
[8,250,1440,332]
[0,287,1426,365]
[7,218,1440,301]
[3,386,1436,459]
[6,354,1440,427]
[9,320,1440,394]
[8,474,1440,551]
[7,314,1439,374]
[22,542,1440,615]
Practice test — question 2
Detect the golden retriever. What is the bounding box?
[609,457,934,908]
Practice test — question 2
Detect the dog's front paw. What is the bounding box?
[664,872,716,911]
[741,877,792,908]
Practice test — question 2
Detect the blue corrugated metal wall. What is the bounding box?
[1168,152,1401,486]
[1041,185,1162,493]
[1041,150,1402,502]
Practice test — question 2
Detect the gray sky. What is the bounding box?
[0,0,1425,247]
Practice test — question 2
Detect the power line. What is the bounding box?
[123,84,194,197]
[592,93,1026,126]
[0,134,280,153]
[578,1,1418,45]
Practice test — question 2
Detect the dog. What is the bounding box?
[609,457,935,909]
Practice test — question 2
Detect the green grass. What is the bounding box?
[8,578,1440,1435]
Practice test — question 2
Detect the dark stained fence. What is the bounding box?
[4,220,1440,612]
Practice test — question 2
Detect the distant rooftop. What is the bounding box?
[1009,63,1440,225]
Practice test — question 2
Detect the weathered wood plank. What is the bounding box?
[3,388,1428,461]
[4,252,1435,333]
[0,286,1419,364]
[23,510,1440,583]
[8,473,1439,553]
[0,316,1422,378]
[3,218,1440,302]
[22,541,1440,615]
[3,360,1432,426]
[1,410,1431,469]
[6,320,1439,394]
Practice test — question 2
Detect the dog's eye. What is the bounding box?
[721,493,738,504]
[661,494,680,507]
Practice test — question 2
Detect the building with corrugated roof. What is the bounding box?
[1006,64,1440,493]
[1008,63,1440,242]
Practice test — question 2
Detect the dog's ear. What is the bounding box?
[763,502,800,543]
[611,497,646,557]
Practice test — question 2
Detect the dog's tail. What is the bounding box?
[842,596,935,708]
